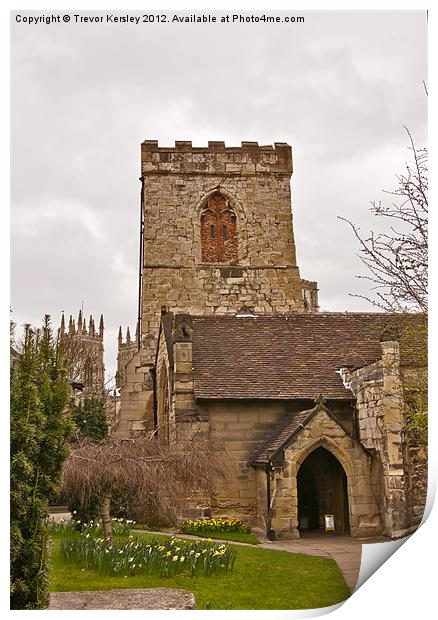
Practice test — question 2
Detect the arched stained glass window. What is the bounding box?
[200,192,238,263]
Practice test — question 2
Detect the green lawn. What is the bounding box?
[49,533,350,610]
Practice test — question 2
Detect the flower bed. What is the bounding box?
[180,517,250,536]
[57,522,236,578]
[49,533,351,609]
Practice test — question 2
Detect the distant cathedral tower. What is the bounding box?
[116,323,138,389]
[115,140,318,437]
[60,309,105,395]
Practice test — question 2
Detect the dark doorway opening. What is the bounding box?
[297,447,350,535]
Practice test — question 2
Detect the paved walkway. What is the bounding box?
[260,533,389,592]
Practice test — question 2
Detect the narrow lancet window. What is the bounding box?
[201,192,238,263]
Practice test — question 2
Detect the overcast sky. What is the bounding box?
[11,10,427,381]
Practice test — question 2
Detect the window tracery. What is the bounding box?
[200,192,238,263]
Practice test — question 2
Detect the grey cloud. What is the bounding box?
[11,10,427,379]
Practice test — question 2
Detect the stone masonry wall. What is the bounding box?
[115,350,153,438]
[116,337,137,389]
[206,400,289,522]
[405,435,428,530]
[156,317,289,522]
[401,367,428,531]
[275,409,383,539]
[139,140,317,363]
[348,342,427,538]
[350,359,385,451]
[116,140,318,436]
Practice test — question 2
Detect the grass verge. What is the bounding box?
[49,533,350,610]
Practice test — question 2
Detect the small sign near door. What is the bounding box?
[324,514,335,532]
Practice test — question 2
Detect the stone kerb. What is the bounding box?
[49,588,197,610]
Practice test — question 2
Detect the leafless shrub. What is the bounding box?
[61,436,229,542]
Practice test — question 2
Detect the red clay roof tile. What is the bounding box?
[192,313,425,400]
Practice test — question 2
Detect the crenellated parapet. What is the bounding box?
[141,140,293,176]
[62,309,104,340]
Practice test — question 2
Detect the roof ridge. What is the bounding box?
[192,312,394,319]
[248,411,293,464]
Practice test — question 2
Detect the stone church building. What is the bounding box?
[115,140,427,540]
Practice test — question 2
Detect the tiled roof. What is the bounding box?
[251,402,352,464]
[192,313,425,400]
[251,408,315,464]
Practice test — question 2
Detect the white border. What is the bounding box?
[4,2,434,619]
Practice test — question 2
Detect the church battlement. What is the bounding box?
[60,309,104,340]
[141,140,292,176]
[117,325,138,350]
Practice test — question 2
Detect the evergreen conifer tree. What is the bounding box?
[10,316,71,609]
[72,397,108,441]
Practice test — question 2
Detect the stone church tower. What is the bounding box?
[116,140,318,437]
[61,310,105,396]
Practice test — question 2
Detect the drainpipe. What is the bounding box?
[266,464,276,541]
[137,176,145,351]
[150,367,157,432]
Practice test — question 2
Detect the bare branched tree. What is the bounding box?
[340,127,428,442]
[61,436,229,543]
[339,127,427,312]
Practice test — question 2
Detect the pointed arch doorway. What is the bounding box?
[297,447,350,535]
